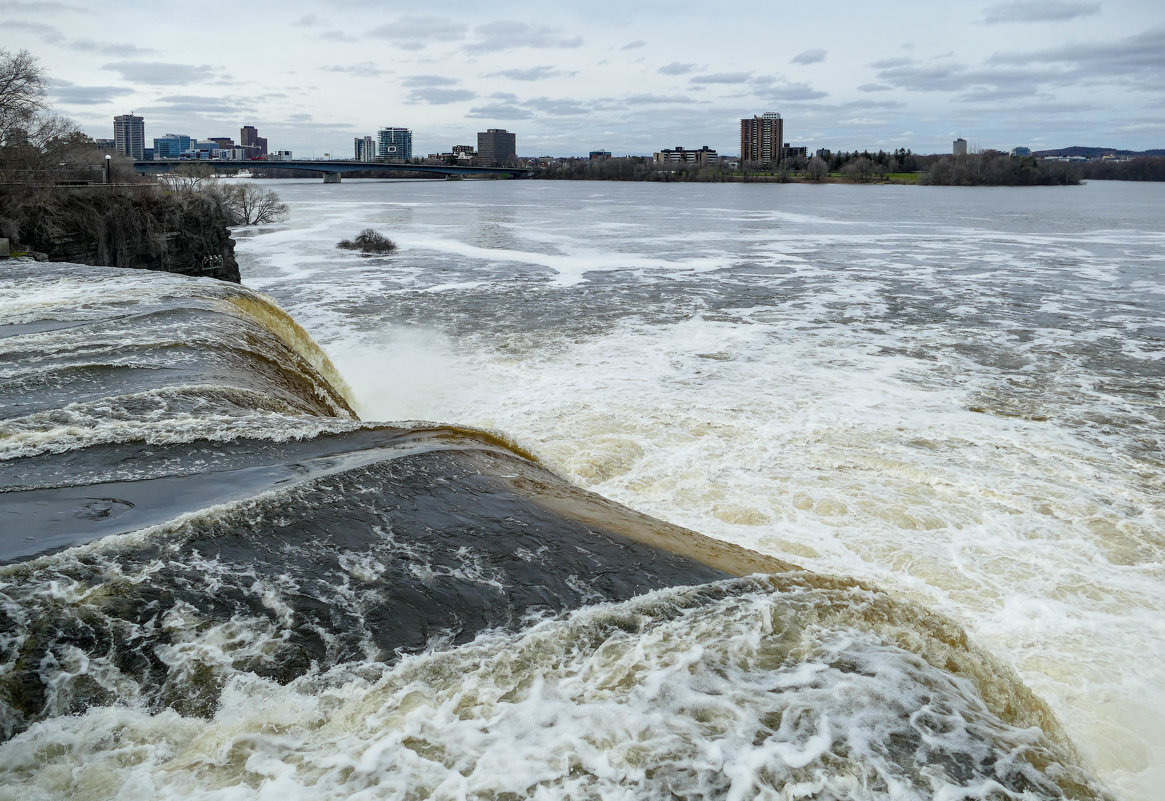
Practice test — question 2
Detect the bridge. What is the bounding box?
[133,159,535,182]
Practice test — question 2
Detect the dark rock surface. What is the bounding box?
[0,187,240,282]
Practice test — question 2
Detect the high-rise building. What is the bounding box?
[377,127,412,162]
[953,138,968,156]
[354,135,376,162]
[477,128,516,166]
[740,112,783,165]
[240,125,268,157]
[113,113,145,160]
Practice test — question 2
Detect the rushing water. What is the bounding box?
[1,178,1161,800]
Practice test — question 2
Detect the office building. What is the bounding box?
[653,145,718,164]
[1011,146,1031,157]
[477,128,516,166]
[953,138,968,156]
[209,137,235,149]
[740,112,783,165]
[153,133,193,159]
[240,125,268,157]
[354,135,376,162]
[377,127,413,162]
[113,113,145,160]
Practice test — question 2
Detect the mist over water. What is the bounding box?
[235,179,1165,801]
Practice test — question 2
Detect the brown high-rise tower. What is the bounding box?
[240,125,268,157]
[740,112,783,165]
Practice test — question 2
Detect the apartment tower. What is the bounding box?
[377,127,413,162]
[113,113,145,160]
[740,112,783,165]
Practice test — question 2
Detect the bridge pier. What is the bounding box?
[322,172,341,184]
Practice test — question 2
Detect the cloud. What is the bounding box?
[982,1,1100,24]
[408,88,477,104]
[622,40,646,50]
[858,83,893,92]
[466,103,535,120]
[1,20,65,43]
[321,62,389,77]
[369,16,468,48]
[139,94,258,116]
[869,26,1165,97]
[4,2,84,14]
[320,30,358,43]
[522,97,591,115]
[757,80,828,101]
[958,86,1042,103]
[401,74,461,88]
[870,57,915,69]
[292,14,320,26]
[49,79,132,105]
[624,94,697,104]
[791,49,827,65]
[690,72,752,84]
[102,62,213,86]
[658,62,696,75]
[465,21,583,52]
[69,38,158,56]
[485,66,572,81]
[988,25,1165,78]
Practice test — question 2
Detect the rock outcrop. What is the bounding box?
[0,187,240,282]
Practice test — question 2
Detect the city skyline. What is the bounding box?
[8,0,1164,157]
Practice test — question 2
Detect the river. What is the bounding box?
[1,177,1161,800]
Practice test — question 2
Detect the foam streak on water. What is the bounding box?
[234,179,1165,801]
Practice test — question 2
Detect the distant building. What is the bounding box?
[94,138,117,152]
[153,133,192,158]
[653,145,718,164]
[740,112,783,165]
[113,113,145,160]
[815,148,831,160]
[782,144,808,162]
[1011,146,1031,157]
[377,127,413,162]
[240,125,268,157]
[477,128,516,166]
[209,137,235,149]
[589,150,612,160]
[953,138,968,156]
[354,135,376,162]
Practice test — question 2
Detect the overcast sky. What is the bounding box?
[8,0,1164,157]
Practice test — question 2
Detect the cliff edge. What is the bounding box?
[0,186,240,283]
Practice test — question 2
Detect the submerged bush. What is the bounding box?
[337,228,396,254]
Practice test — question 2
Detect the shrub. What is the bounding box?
[337,228,396,254]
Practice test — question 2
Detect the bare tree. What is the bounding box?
[806,156,829,182]
[210,183,289,225]
[157,162,216,192]
[0,48,47,145]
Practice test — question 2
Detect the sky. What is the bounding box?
[6,0,1164,157]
